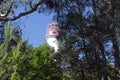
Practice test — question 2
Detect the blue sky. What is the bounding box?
[19,12,54,47]
[20,7,91,48]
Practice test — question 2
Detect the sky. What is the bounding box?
[18,12,54,47]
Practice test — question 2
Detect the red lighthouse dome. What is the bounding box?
[46,23,59,37]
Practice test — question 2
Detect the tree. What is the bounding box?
[0,22,33,80]
[45,0,120,79]
[30,43,63,80]
[0,22,64,80]
[0,0,119,79]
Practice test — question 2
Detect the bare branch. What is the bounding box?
[0,0,43,21]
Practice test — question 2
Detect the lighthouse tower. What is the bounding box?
[45,23,60,52]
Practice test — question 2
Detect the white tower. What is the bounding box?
[45,23,60,52]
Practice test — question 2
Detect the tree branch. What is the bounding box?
[0,0,43,21]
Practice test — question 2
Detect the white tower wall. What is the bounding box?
[46,36,59,52]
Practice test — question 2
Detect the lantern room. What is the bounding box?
[46,23,59,37]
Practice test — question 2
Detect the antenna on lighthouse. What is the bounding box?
[45,23,60,53]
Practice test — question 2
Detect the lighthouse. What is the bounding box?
[45,23,60,52]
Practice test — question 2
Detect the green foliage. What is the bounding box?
[0,22,63,80]
[1,0,120,79]
[30,44,62,80]
[0,22,32,80]
[48,0,120,80]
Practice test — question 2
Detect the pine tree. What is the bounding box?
[44,0,120,79]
